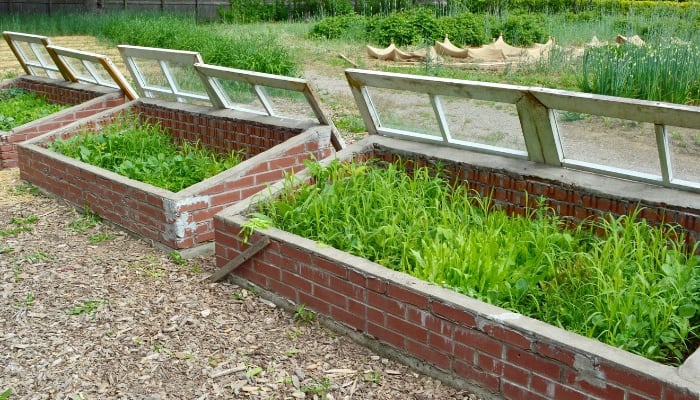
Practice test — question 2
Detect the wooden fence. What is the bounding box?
[0,0,229,19]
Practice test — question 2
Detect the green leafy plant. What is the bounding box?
[169,251,185,266]
[0,88,68,131]
[257,159,700,365]
[301,378,331,396]
[0,214,38,237]
[0,388,11,400]
[293,304,315,324]
[49,115,244,192]
[88,232,115,244]
[23,251,51,263]
[15,293,35,307]
[9,182,40,196]
[67,206,101,233]
[68,299,107,315]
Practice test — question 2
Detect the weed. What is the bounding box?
[23,251,52,263]
[9,182,40,196]
[169,251,185,266]
[0,245,13,254]
[286,329,302,339]
[241,213,274,243]
[301,378,331,396]
[283,348,300,356]
[558,111,587,122]
[68,299,107,316]
[88,232,115,244]
[129,255,165,278]
[67,207,101,233]
[1,215,38,237]
[333,112,366,134]
[246,366,264,378]
[15,293,35,307]
[293,304,315,324]
[0,388,11,400]
[363,371,382,383]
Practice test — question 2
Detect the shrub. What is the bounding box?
[496,13,549,46]
[436,12,489,47]
[309,13,367,40]
[366,7,440,47]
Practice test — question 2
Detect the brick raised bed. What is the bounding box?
[214,135,700,400]
[18,97,334,252]
[1,75,127,169]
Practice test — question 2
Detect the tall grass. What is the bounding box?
[0,12,299,76]
[255,159,700,365]
[581,40,700,104]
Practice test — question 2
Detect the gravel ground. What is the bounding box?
[0,169,479,399]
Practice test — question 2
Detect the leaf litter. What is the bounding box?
[0,168,480,399]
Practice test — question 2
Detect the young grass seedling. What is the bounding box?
[293,304,315,324]
[68,299,107,316]
[67,206,101,233]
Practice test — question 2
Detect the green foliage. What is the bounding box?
[258,159,700,365]
[220,0,354,22]
[496,13,549,46]
[0,388,11,400]
[581,40,700,104]
[366,8,441,47]
[99,13,299,76]
[308,13,367,40]
[67,206,101,233]
[88,232,115,244]
[0,12,298,76]
[169,251,185,266]
[0,214,38,237]
[437,12,489,47]
[0,88,67,131]
[68,299,107,316]
[293,304,315,323]
[49,115,244,192]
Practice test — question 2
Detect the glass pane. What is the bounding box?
[161,60,206,98]
[214,79,266,113]
[85,60,115,86]
[132,57,170,92]
[61,56,93,82]
[667,126,700,183]
[263,87,317,121]
[441,96,526,151]
[366,87,441,137]
[555,112,662,176]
